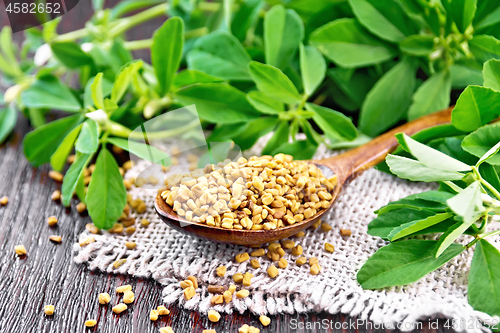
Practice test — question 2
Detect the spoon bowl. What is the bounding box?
[155,107,453,245]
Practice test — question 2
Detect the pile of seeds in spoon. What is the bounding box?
[160,153,337,229]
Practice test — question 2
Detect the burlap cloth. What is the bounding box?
[73,142,499,333]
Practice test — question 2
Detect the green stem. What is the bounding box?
[474,166,500,200]
[109,119,200,140]
[124,27,209,50]
[480,229,500,240]
[109,3,168,37]
[52,28,89,43]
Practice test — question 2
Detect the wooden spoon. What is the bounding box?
[154,107,453,245]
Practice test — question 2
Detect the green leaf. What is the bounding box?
[271,140,318,160]
[231,0,263,42]
[86,148,127,230]
[359,58,416,136]
[468,239,500,318]
[91,73,104,110]
[448,181,483,219]
[469,35,500,62]
[61,153,92,206]
[451,85,500,132]
[0,106,17,144]
[386,155,466,182]
[264,5,304,70]
[208,123,247,143]
[309,18,397,68]
[248,61,302,104]
[262,121,289,155]
[368,208,438,239]
[399,35,435,56]
[376,191,454,215]
[479,163,500,195]
[396,133,471,172]
[408,71,451,121]
[444,0,477,33]
[50,124,82,172]
[107,137,170,164]
[450,63,484,89]
[306,103,357,141]
[51,42,94,68]
[75,120,99,154]
[152,17,184,95]
[348,0,418,42]
[187,31,252,81]
[111,60,143,103]
[483,59,500,91]
[357,240,464,289]
[299,44,326,96]
[173,70,223,90]
[174,83,260,124]
[23,114,83,166]
[21,76,81,112]
[327,68,378,110]
[247,91,283,115]
[462,123,500,165]
[0,27,19,70]
[84,75,113,109]
[233,117,279,150]
[388,212,453,241]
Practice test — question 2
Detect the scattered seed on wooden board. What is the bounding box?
[76,202,86,213]
[278,258,288,269]
[85,223,99,234]
[291,245,303,256]
[47,216,58,227]
[250,248,265,257]
[296,257,307,266]
[223,290,232,303]
[79,237,95,246]
[340,228,352,236]
[216,266,226,277]
[150,309,159,321]
[242,272,253,286]
[211,295,223,305]
[125,242,136,250]
[112,303,127,314]
[160,327,175,333]
[51,191,60,201]
[207,285,225,294]
[233,273,243,283]
[207,310,220,322]
[113,259,126,268]
[49,235,62,243]
[259,315,271,326]
[239,324,260,333]
[309,257,319,265]
[84,319,97,327]
[320,223,332,232]
[44,305,54,315]
[116,285,132,293]
[157,305,170,315]
[187,276,198,288]
[235,252,250,263]
[267,265,279,278]
[310,263,321,275]
[49,170,64,182]
[325,243,335,253]
[250,259,260,269]
[98,293,111,304]
[184,286,196,300]
[123,290,135,304]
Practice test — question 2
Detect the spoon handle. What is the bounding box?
[316,106,453,185]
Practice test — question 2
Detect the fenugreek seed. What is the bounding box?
[123,290,135,304]
[296,257,307,266]
[187,276,198,289]
[123,160,134,170]
[291,245,303,256]
[211,294,223,305]
[85,319,97,327]
[276,247,285,258]
[49,235,62,243]
[259,315,271,326]
[76,202,86,213]
[235,252,250,263]
[223,290,232,303]
[47,216,58,227]
[268,250,280,261]
[157,305,170,315]
[140,218,150,227]
[236,289,249,298]
[67,154,75,164]
[250,248,265,257]
[278,258,288,269]
[281,239,295,249]
[79,237,95,246]
[113,259,127,268]
[125,242,137,250]
[216,266,226,277]
[208,310,221,322]
[85,223,99,234]
[267,265,279,278]
[310,219,321,230]
[203,329,217,333]
[310,263,321,275]
[239,325,260,333]
[242,272,253,286]
[123,179,132,190]
[121,217,135,227]
[320,223,332,232]
[44,305,54,315]
[150,309,159,321]
[228,284,236,294]
[49,170,64,182]
[250,259,260,269]
[207,285,225,294]
[51,191,60,201]
[116,285,132,293]
[268,242,281,251]
[125,226,136,234]
[160,327,175,333]
[184,286,196,300]
[112,303,127,314]
[293,231,305,238]
[180,280,193,289]
[233,273,243,283]
[98,293,111,304]
[325,242,335,253]
[309,257,319,266]
[136,201,147,214]
[340,229,352,236]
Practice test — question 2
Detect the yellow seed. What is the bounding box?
[291,245,303,256]
[310,219,321,230]
[250,259,260,269]
[150,309,159,321]
[208,285,225,293]
[208,310,221,322]
[228,284,236,294]
[250,248,265,257]
[211,294,223,305]
[320,223,332,232]
[157,305,170,315]
[281,239,295,249]
[296,257,307,266]
[236,289,249,298]
[242,272,253,286]
[259,315,271,326]
[85,223,99,234]
[123,179,132,190]
[108,222,124,234]
[116,285,132,293]
[276,247,285,258]
[233,273,243,283]
[325,242,335,253]
[113,259,127,268]
[47,216,58,227]
[235,252,250,263]
[278,258,288,269]
[98,293,111,304]
[49,235,62,243]
[125,226,136,234]
[203,329,217,333]
[122,160,134,171]
[125,242,137,250]
[187,276,198,289]
[309,257,319,265]
[67,154,75,164]
[223,290,232,303]
[310,263,321,275]
[268,242,281,251]
[49,170,64,182]
[85,319,97,328]
[79,237,95,246]
[136,201,147,213]
[51,191,60,201]
[180,280,193,289]
[340,229,352,236]
[267,265,279,278]
[239,324,260,333]
[216,266,226,277]
[140,218,150,227]
[112,303,127,314]
[76,202,86,213]
[44,305,54,315]
[123,290,135,304]
[184,286,196,300]
[160,327,175,333]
